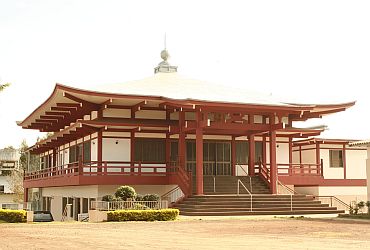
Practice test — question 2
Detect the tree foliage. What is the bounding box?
[6,140,28,203]
[0,82,10,92]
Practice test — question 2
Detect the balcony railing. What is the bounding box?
[24,161,182,180]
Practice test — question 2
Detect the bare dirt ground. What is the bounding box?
[1,216,370,250]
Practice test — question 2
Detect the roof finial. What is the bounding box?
[164,32,167,50]
[154,33,177,74]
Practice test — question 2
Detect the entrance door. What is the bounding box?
[186,141,231,176]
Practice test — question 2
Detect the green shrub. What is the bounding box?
[107,209,179,222]
[135,194,143,201]
[0,209,26,223]
[115,186,137,201]
[102,194,115,202]
[142,194,160,202]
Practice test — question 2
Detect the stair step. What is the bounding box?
[179,210,345,216]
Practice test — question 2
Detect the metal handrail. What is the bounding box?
[313,196,350,212]
[213,176,216,193]
[237,179,253,212]
[235,164,253,193]
[276,180,294,211]
[161,186,185,205]
[276,179,297,195]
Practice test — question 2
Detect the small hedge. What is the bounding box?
[107,209,179,222]
[0,209,27,223]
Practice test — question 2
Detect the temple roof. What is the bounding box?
[17,49,355,132]
[91,72,290,107]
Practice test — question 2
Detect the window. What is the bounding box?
[235,141,263,164]
[83,141,91,163]
[255,141,263,163]
[170,141,178,162]
[134,138,165,163]
[236,141,248,164]
[329,150,343,168]
[69,145,76,163]
[0,185,4,193]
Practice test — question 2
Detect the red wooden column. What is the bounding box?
[52,148,57,167]
[178,111,186,169]
[195,111,204,195]
[316,142,321,175]
[269,130,277,194]
[231,136,236,176]
[131,131,135,166]
[248,114,255,176]
[165,133,171,168]
[248,134,255,176]
[343,144,347,179]
[166,111,171,168]
[97,110,103,165]
[23,188,28,209]
[288,137,293,167]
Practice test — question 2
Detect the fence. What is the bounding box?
[91,200,168,211]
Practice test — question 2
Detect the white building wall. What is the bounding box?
[42,184,178,221]
[292,151,299,164]
[102,138,130,161]
[346,149,367,179]
[91,138,98,162]
[367,151,370,201]
[294,186,367,205]
[0,175,11,193]
[301,148,316,164]
[276,142,289,164]
[321,149,344,179]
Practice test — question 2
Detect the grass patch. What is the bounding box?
[339,214,370,220]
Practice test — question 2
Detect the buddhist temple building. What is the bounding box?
[18,49,367,219]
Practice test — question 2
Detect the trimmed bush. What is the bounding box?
[102,194,115,202]
[135,194,143,201]
[115,186,137,201]
[107,209,179,222]
[0,209,26,223]
[142,194,160,202]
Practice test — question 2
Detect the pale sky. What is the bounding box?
[0,0,369,149]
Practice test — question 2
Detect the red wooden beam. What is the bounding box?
[56,103,82,108]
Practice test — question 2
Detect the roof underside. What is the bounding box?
[18,72,355,132]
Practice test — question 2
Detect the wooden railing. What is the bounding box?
[24,160,193,197]
[25,161,183,179]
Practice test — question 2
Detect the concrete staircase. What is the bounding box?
[179,175,345,216]
[200,176,270,194]
[176,194,345,216]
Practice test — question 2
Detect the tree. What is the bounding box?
[0,82,10,92]
[7,140,28,203]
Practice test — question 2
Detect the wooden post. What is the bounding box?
[269,130,277,194]
[231,136,236,176]
[178,111,186,169]
[248,134,255,176]
[288,137,293,168]
[131,131,135,171]
[195,111,204,195]
[316,142,321,175]
[343,144,347,179]
[248,114,255,176]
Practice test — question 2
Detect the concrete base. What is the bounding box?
[27,211,34,222]
[88,210,107,222]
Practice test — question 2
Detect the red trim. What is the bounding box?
[343,144,347,179]
[316,142,320,169]
[231,136,236,176]
[269,130,277,194]
[248,134,255,176]
[288,137,292,167]
[195,126,204,195]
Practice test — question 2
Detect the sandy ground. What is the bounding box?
[1,216,370,250]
